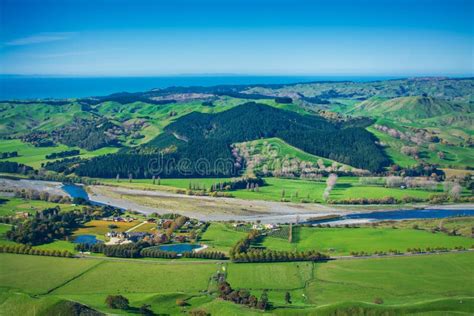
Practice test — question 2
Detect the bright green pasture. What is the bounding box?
[53,260,218,294]
[308,252,474,305]
[226,261,313,290]
[262,226,474,255]
[1,252,473,315]
[100,176,230,192]
[101,176,440,203]
[0,254,100,295]
[33,240,77,253]
[233,177,437,202]
[200,223,248,253]
[0,197,77,216]
[0,139,118,169]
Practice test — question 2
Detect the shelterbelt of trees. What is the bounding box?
[70,103,389,178]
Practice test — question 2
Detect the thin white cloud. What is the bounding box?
[33,50,94,59]
[5,32,76,46]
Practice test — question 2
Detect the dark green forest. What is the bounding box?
[71,103,389,178]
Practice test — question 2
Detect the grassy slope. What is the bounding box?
[200,223,248,253]
[0,254,100,295]
[1,252,473,315]
[308,252,474,306]
[261,226,474,255]
[348,96,467,120]
[368,125,474,169]
[235,137,352,176]
[337,96,474,169]
[0,102,88,137]
[0,139,119,169]
[0,197,77,216]
[52,260,217,295]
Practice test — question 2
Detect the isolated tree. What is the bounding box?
[450,183,462,201]
[139,304,154,315]
[105,295,129,310]
[285,291,292,304]
[258,290,269,310]
[152,175,156,184]
[323,173,338,201]
[116,173,120,182]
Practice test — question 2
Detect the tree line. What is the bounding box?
[76,242,226,260]
[218,281,269,310]
[0,161,33,174]
[229,229,329,263]
[0,244,74,258]
[45,149,80,160]
[1,151,18,159]
[6,205,121,246]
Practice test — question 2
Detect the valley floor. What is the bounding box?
[89,185,474,223]
[1,252,473,315]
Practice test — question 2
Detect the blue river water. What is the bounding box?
[345,208,474,221]
[0,75,400,100]
[62,183,473,223]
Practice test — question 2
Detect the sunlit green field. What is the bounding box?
[1,252,473,315]
[0,196,77,216]
[308,252,474,306]
[0,139,119,169]
[101,176,443,203]
[261,226,474,255]
[200,222,248,253]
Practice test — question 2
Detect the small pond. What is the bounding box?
[158,244,201,253]
[74,234,101,245]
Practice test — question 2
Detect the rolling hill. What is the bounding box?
[346,96,473,128]
[73,103,389,178]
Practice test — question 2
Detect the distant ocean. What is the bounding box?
[0,75,401,100]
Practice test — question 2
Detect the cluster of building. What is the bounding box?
[104,217,206,246]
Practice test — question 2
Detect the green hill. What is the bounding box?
[347,96,473,127]
[73,103,389,178]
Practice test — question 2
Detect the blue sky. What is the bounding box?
[0,0,472,76]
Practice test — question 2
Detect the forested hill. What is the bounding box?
[152,103,389,172]
[73,103,389,178]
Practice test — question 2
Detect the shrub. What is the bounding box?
[176,299,187,306]
[105,295,129,310]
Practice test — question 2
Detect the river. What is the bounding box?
[2,178,473,224]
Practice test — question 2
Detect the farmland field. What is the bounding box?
[200,222,248,253]
[0,254,100,295]
[72,219,141,238]
[226,262,313,290]
[308,252,474,306]
[1,252,473,315]
[261,226,474,255]
[100,176,445,203]
[52,260,218,295]
[0,139,119,169]
[0,196,77,216]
